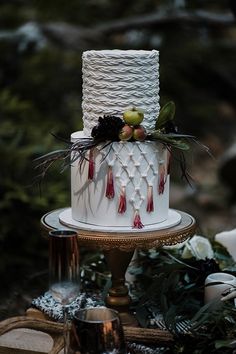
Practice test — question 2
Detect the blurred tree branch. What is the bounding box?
[95,9,235,32]
[0,9,234,51]
[40,10,235,49]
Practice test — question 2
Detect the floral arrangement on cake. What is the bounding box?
[36,101,192,169]
[35,101,200,228]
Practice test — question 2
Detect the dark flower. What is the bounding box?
[186,258,221,286]
[91,115,125,141]
[194,258,220,275]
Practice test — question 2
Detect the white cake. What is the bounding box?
[60,50,177,231]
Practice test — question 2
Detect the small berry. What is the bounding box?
[133,125,147,141]
[119,125,133,141]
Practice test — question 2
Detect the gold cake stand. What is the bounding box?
[41,208,196,326]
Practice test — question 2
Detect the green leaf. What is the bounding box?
[163,133,195,138]
[150,131,190,150]
[155,101,176,129]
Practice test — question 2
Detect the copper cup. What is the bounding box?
[71,307,127,354]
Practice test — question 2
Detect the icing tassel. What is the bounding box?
[118,186,126,213]
[158,163,166,195]
[106,166,115,199]
[133,210,144,229]
[88,148,94,180]
[146,185,154,212]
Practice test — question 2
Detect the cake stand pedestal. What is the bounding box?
[41,209,196,326]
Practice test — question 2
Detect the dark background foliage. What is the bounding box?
[0,0,236,318]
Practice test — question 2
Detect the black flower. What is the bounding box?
[91,115,125,141]
[195,258,220,275]
[186,258,220,286]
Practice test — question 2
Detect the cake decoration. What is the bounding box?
[35,103,194,229]
[106,165,115,199]
[91,115,125,142]
[146,185,154,213]
[118,186,127,214]
[158,161,166,195]
[133,210,144,229]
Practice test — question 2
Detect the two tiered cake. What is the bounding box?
[59,50,181,231]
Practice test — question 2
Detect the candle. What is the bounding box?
[204,272,236,304]
[215,229,236,262]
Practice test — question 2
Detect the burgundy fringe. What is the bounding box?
[133,210,144,229]
[146,185,154,212]
[158,163,166,195]
[88,148,94,180]
[118,186,126,213]
[106,166,115,199]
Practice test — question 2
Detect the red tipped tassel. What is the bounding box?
[146,185,154,212]
[158,163,166,195]
[106,166,115,199]
[133,210,144,229]
[167,149,171,175]
[88,148,94,180]
[118,186,126,213]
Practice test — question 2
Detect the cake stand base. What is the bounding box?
[41,209,196,326]
[103,248,139,326]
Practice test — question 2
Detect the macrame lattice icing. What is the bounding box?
[97,142,163,227]
[82,50,160,136]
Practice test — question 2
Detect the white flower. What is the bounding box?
[182,235,214,260]
[215,229,236,261]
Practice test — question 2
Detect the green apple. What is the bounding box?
[123,107,144,126]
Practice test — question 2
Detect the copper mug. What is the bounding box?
[70,307,127,354]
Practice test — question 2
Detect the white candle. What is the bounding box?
[204,272,236,304]
[215,229,236,262]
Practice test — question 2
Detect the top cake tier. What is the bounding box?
[82,50,160,136]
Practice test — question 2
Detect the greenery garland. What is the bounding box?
[81,238,236,354]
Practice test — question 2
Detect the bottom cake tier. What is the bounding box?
[71,132,171,229]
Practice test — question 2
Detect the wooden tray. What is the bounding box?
[0,309,173,354]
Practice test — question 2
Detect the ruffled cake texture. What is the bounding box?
[82,50,160,136]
